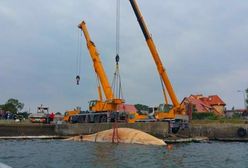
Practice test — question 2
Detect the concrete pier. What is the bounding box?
[0,122,169,138]
[55,122,169,138]
[178,123,248,141]
[1,122,248,141]
[0,123,55,136]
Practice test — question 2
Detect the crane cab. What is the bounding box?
[88,100,112,112]
[64,108,81,122]
[88,99,124,112]
[154,104,175,120]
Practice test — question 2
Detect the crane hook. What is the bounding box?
[115,54,120,65]
[76,75,80,85]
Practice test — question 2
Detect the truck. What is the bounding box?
[29,105,49,123]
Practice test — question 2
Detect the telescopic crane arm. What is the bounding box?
[78,21,114,101]
[129,0,180,108]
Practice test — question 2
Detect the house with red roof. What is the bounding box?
[182,94,226,116]
[117,104,137,113]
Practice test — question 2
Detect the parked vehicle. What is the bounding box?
[29,105,49,123]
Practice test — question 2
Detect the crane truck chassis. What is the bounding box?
[68,109,186,134]
[69,110,154,124]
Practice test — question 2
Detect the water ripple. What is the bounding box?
[0,140,248,168]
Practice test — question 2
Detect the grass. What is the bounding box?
[191,118,248,124]
[0,119,45,126]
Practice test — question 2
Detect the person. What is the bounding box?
[49,112,55,122]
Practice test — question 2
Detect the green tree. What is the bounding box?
[55,112,62,115]
[1,98,24,114]
[192,112,218,120]
[134,104,149,114]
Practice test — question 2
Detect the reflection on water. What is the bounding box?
[0,140,248,168]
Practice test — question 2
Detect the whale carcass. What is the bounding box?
[65,128,166,146]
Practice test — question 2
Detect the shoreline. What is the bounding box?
[1,136,248,143]
[0,121,248,143]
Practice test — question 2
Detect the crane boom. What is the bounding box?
[129,0,179,107]
[78,21,114,100]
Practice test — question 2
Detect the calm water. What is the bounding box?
[0,140,247,168]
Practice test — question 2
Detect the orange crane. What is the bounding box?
[64,21,124,122]
[78,21,125,112]
[128,0,188,121]
[65,21,147,123]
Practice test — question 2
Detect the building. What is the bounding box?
[225,109,248,119]
[182,94,226,116]
[117,104,137,113]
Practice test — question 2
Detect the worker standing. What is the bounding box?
[49,112,55,122]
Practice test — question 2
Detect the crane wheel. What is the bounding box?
[237,127,247,137]
[94,115,100,123]
[68,117,72,123]
[100,116,107,123]
[171,127,180,134]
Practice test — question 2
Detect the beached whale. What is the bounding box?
[65,128,166,146]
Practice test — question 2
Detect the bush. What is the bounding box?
[192,112,218,120]
[232,113,242,119]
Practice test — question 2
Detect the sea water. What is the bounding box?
[0,140,247,168]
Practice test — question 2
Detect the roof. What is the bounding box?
[184,94,226,115]
[225,109,247,113]
[189,94,226,106]
[205,95,226,106]
[117,104,137,113]
[186,96,213,113]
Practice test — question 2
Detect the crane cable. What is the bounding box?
[112,0,122,144]
[76,29,82,85]
[112,0,124,99]
[116,0,120,57]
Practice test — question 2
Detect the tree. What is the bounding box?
[1,98,24,114]
[55,112,62,115]
[134,104,149,114]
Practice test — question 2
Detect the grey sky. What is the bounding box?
[0,0,247,113]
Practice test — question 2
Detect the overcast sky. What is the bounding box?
[0,0,247,113]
